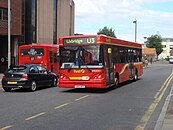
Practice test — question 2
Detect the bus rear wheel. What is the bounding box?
[114,75,119,88]
[133,71,138,81]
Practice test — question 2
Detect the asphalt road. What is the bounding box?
[0,62,173,130]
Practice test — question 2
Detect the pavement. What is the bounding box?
[0,61,173,130]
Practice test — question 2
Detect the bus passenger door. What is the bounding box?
[128,49,134,79]
[104,46,114,86]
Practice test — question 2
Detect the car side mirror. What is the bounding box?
[47,70,51,74]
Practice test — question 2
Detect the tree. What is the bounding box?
[97,26,116,38]
[146,34,163,56]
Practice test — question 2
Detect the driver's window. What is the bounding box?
[29,66,38,73]
[37,66,47,74]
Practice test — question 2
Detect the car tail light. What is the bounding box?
[2,75,6,79]
[21,74,28,79]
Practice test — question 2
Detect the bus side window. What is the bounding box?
[54,53,57,63]
[50,51,53,63]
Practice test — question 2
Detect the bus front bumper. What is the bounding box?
[58,80,106,88]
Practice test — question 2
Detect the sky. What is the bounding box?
[73,0,173,43]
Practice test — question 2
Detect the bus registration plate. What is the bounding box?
[74,85,85,88]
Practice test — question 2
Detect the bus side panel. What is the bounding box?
[114,63,130,83]
[134,62,143,77]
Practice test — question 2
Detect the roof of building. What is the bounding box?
[142,48,157,55]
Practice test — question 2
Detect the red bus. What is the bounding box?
[18,44,59,75]
[58,35,143,88]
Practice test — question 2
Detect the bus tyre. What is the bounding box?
[3,87,12,92]
[114,76,119,88]
[29,81,37,91]
[52,77,57,87]
[134,71,138,81]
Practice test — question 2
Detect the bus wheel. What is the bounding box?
[29,81,37,91]
[52,77,57,87]
[114,75,119,88]
[134,71,138,81]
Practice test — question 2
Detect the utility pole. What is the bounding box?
[69,0,72,35]
[8,0,11,68]
[133,19,137,42]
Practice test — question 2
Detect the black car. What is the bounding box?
[2,64,57,92]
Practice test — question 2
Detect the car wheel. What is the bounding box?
[30,81,37,91]
[3,87,12,92]
[52,77,57,87]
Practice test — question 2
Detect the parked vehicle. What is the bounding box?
[2,64,57,92]
[169,56,173,64]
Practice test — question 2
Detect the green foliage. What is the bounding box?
[146,34,163,55]
[97,26,116,38]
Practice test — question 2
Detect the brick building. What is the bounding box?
[0,0,75,72]
[142,48,157,62]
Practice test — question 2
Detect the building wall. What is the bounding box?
[0,0,22,35]
[31,0,75,44]
[0,0,75,72]
[57,0,74,38]
[0,0,22,72]
[37,0,53,43]
[158,38,173,59]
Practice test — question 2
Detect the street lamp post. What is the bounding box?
[8,0,11,68]
[133,19,137,42]
[69,0,72,35]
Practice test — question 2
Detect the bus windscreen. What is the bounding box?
[21,48,44,56]
[60,45,104,69]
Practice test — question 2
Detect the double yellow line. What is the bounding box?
[135,71,173,130]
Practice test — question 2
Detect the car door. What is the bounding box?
[37,65,51,86]
[29,65,40,85]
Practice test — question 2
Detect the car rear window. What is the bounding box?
[7,66,27,73]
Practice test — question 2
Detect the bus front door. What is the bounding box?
[104,46,114,86]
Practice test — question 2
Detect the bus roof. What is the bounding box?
[59,35,142,49]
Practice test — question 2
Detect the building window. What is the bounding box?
[0,8,8,21]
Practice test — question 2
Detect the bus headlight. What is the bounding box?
[94,73,104,79]
[60,74,67,79]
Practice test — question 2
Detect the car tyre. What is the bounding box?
[3,87,12,92]
[52,77,57,87]
[29,81,37,92]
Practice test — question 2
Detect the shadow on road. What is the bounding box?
[60,79,141,94]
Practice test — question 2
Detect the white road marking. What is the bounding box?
[25,112,46,121]
[54,103,69,109]
[75,95,89,101]
[0,125,12,130]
